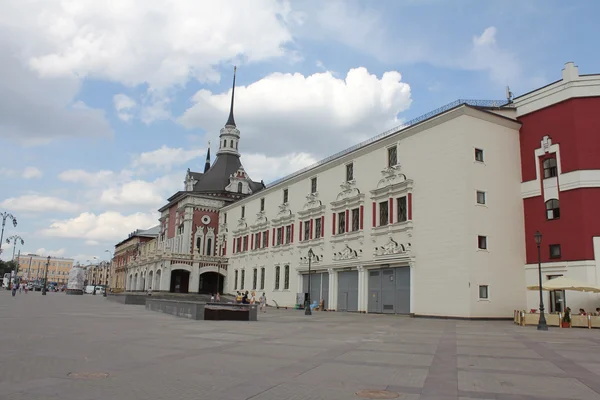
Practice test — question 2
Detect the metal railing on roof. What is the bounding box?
[266,99,513,187]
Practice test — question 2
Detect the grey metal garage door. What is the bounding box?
[337,270,358,312]
[368,267,410,314]
[302,272,329,309]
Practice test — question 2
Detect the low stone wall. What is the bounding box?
[145,298,205,320]
[204,302,258,321]
[106,293,147,305]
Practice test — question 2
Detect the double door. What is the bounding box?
[368,267,410,314]
[302,272,329,309]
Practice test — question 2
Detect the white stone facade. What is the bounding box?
[222,105,526,318]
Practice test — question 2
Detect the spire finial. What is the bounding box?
[204,141,211,173]
[225,66,237,127]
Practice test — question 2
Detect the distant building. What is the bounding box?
[111,226,160,292]
[17,254,74,284]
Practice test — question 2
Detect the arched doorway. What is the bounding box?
[170,270,190,293]
[198,272,224,294]
[148,271,154,290]
[155,270,161,291]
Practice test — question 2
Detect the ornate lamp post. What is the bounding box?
[6,235,24,286]
[305,248,315,316]
[42,256,51,295]
[105,250,112,296]
[0,212,17,255]
[534,231,548,331]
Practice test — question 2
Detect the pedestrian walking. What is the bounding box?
[11,286,16,297]
[215,292,220,302]
[19,284,22,294]
[259,292,267,313]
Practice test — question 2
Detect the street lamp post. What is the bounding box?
[305,249,314,316]
[0,212,17,256]
[105,250,112,295]
[42,256,50,295]
[6,235,24,287]
[534,231,548,331]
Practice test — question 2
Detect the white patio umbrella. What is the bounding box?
[527,276,600,293]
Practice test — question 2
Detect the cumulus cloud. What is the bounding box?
[243,152,317,184]
[465,26,521,85]
[22,167,43,179]
[58,169,134,187]
[132,146,206,170]
[113,94,137,121]
[40,211,158,242]
[35,248,66,257]
[13,0,294,90]
[0,195,79,213]
[179,67,412,157]
[99,177,175,208]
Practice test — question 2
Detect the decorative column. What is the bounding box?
[182,207,193,254]
[409,261,415,314]
[357,265,367,313]
[328,268,337,311]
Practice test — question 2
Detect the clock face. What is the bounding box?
[201,215,211,225]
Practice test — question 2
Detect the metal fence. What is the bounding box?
[267,99,513,188]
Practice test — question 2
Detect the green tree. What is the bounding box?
[0,260,18,277]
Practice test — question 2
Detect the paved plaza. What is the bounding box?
[1,291,600,400]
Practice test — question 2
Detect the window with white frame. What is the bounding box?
[252,268,257,290]
[379,201,389,226]
[260,267,265,290]
[387,146,397,167]
[479,285,489,299]
[476,191,486,205]
[303,221,311,241]
[546,199,560,220]
[310,177,317,194]
[346,162,354,182]
[478,235,487,250]
[475,148,484,162]
[315,218,322,238]
[276,227,283,245]
[549,244,561,259]
[351,208,360,231]
[262,230,268,247]
[338,211,346,234]
[234,270,238,290]
[241,206,245,218]
[283,189,288,204]
[274,266,280,290]
[284,265,290,290]
[260,198,265,212]
[397,196,407,222]
[285,225,291,244]
[543,158,557,178]
[240,269,245,289]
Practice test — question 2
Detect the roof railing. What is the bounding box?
[267,99,513,187]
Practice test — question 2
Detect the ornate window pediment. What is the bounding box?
[232,217,248,236]
[331,181,364,212]
[333,244,362,261]
[298,193,326,219]
[299,252,323,265]
[373,237,412,257]
[272,203,294,227]
[250,211,269,232]
[370,165,413,201]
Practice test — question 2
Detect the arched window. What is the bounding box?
[237,182,243,193]
[546,199,560,220]
[230,140,233,148]
[206,238,212,256]
[240,269,245,289]
[275,266,280,290]
[234,270,238,290]
[543,158,558,178]
[284,265,290,290]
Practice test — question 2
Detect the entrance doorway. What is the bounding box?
[302,272,329,309]
[337,270,358,312]
[170,270,190,293]
[548,275,565,313]
[198,272,224,294]
[368,267,410,314]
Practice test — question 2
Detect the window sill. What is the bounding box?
[371,221,413,236]
[474,160,486,165]
[297,237,325,248]
[331,230,364,243]
[477,249,489,253]
[478,299,491,302]
[475,203,487,207]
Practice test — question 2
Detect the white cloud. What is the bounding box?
[243,152,317,184]
[0,195,79,213]
[84,240,100,246]
[465,26,520,85]
[35,248,66,257]
[40,211,158,242]
[113,94,137,121]
[179,67,412,158]
[132,146,206,169]
[12,0,294,90]
[22,167,43,179]
[99,178,171,208]
[58,169,133,187]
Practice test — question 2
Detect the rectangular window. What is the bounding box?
[475,148,484,162]
[397,196,407,222]
[310,177,317,194]
[252,268,257,290]
[234,270,239,290]
[303,220,311,241]
[338,211,346,234]
[478,235,487,250]
[241,206,245,219]
[275,266,280,290]
[543,158,558,179]
[262,230,268,247]
[285,225,291,244]
[315,217,322,238]
[476,191,486,205]
[387,146,397,167]
[243,236,248,251]
[260,198,265,212]
[351,208,360,231]
[284,265,290,290]
[224,213,227,224]
[549,244,561,259]
[260,267,265,290]
[283,189,288,204]
[346,163,354,182]
[276,227,283,245]
[236,238,242,253]
[240,269,245,289]
[479,285,489,299]
[255,233,260,249]
[379,201,389,226]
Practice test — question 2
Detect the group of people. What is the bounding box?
[234,290,267,312]
[574,307,600,316]
[11,282,28,296]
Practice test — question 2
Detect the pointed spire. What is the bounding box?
[225,66,237,127]
[204,141,211,173]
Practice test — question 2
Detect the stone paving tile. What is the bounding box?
[458,371,600,399]
[4,291,600,400]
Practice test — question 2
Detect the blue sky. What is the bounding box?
[0,0,598,263]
